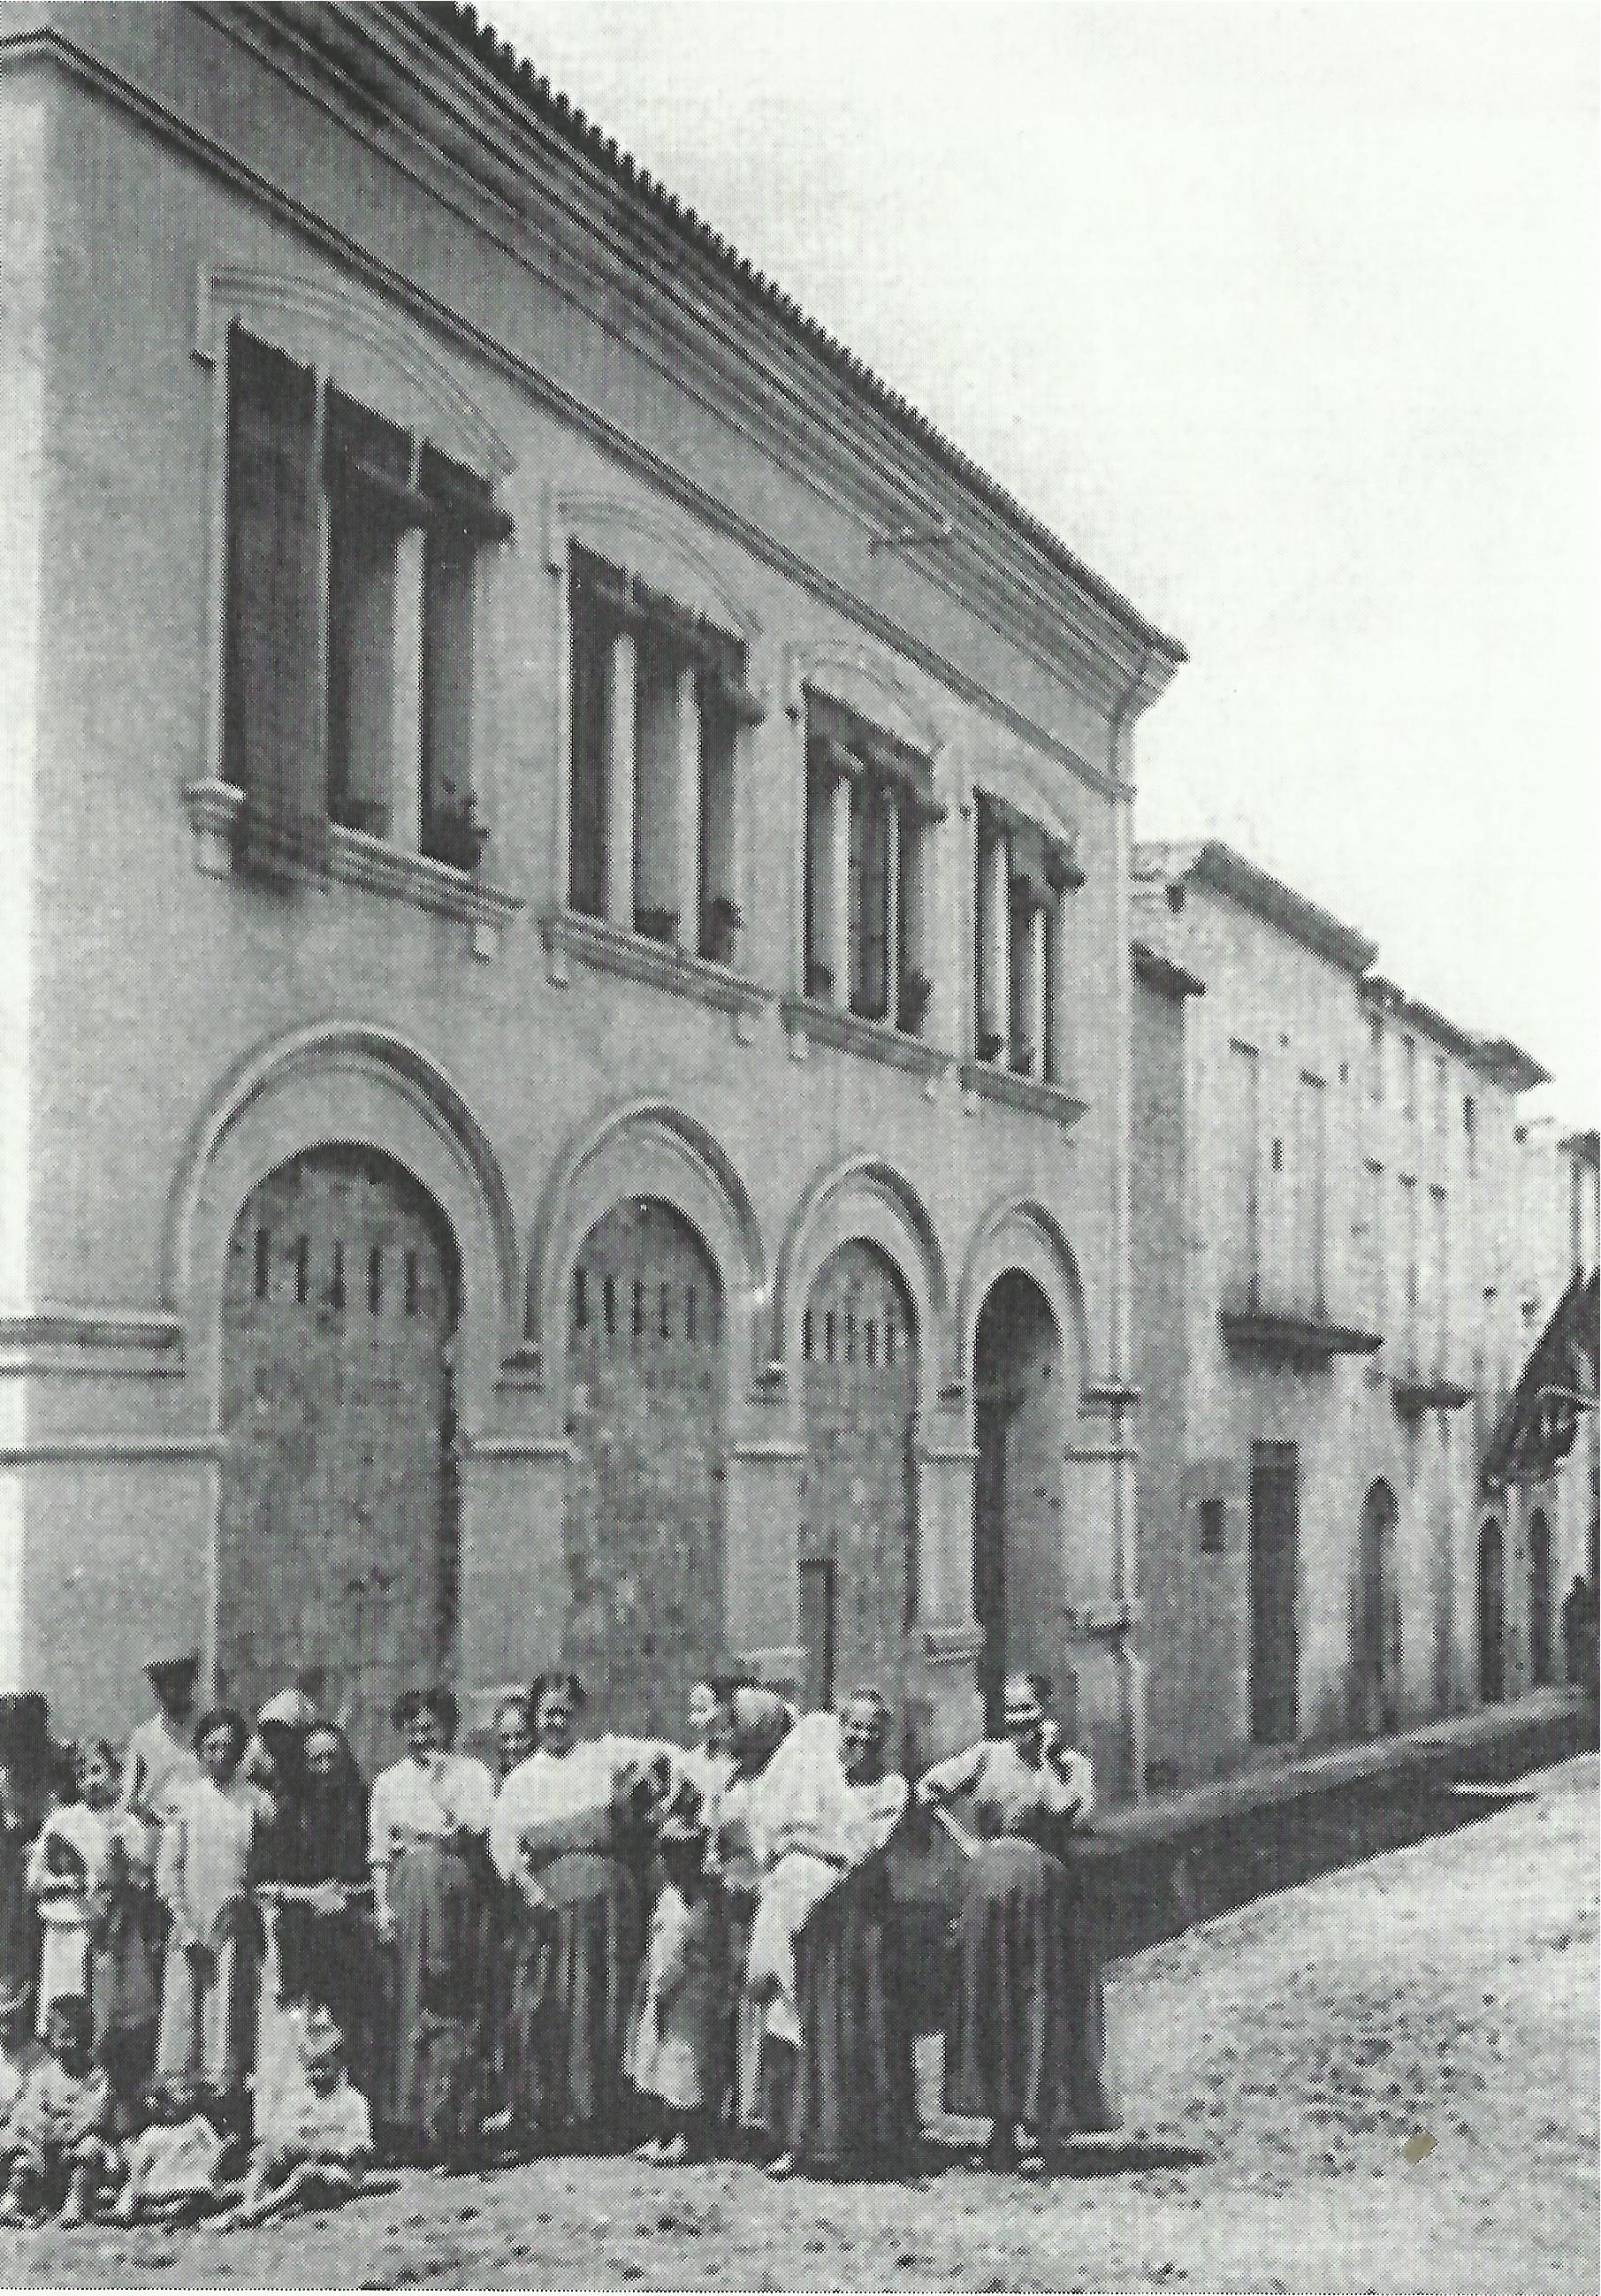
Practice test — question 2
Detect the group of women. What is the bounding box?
[0,1661,1114,2180]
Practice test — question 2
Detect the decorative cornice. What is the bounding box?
[1063,1599,1139,1641]
[959,1063,1087,1127]
[14,10,1168,799]
[780,998,950,1081]
[922,1622,985,1667]
[1081,1381,1140,1416]
[1391,1374,1473,1416]
[541,907,768,1023]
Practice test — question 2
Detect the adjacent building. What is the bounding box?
[0,3,1184,1789]
[1131,840,1563,1790]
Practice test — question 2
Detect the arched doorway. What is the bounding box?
[563,1198,726,1734]
[1357,1481,1402,1736]
[798,1241,918,1716]
[1529,1510,1553,1687]
[217,1147,460,1775]
[972,1271,1064,1733]
[1478,1517,1506,1703]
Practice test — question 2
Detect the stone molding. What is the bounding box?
[540,907,767,1027]
[779,997,950,1082]
[958,1061,1087,1126]
[0,1308,185,1381]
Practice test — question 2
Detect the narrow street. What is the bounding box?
[6,1755,1594,2292]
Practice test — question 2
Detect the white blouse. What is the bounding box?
[368,1753,496,1871]
[488,1736,671,1885]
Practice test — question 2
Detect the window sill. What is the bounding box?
[780,996,950,1080]
[959,1060,1087,1125]
[541,905,768,1031]
[182,781,522,956]
[1218,1308,1383,1362]
[1391,1372,1472,1415]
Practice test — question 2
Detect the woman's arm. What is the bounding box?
[156,1806,194,1941]
[916,1743,987,1804]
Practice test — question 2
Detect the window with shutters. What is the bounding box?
[972,792,1080,1080]
[801,692,940,1034]
[222,324,510,881]
[566,544,759,965]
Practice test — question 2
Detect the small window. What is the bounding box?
[974,793,1077,1079]
[223,325,508,876]
[567,545,756,961]
[1200,1499,1226,1556]
[803,692,940,1034]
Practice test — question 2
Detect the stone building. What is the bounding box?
[1131,840,1554,1790]
[0,2,1183,1789]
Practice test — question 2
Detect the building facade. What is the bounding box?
[0,3,1183,1788]
[1131,841,1556,1790]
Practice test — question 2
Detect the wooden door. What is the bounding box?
[563,1199,725,1734]
[1529,1514,1552,1686]
[1358,1481,1401,1736]
[799,1243,918,1713]
[1478,1519,1506,1702]
[972,1397,1008,1734]
[1249,1441,1300,1743]
[217,1148,458,1776]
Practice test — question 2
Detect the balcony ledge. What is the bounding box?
[183,781,522,954]
[1218,1309,1383,1362]
[958,1060,1088,1125]
[781,995,949,1079]
[542,906,768,1030]
[1391,1375,1473,1415]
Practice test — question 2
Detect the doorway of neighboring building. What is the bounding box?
[1478,1517,1506,1703]
[798,1241,918,1719]
[217,1147,460,1777]
[1250,1441,1300,1744]
[563,1198,727,1734]
[1358,1479,1402,1736]
[972,1271,1064,1734]
[1529,1510,1553,1687]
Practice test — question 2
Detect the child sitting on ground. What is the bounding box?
[628,1796,723,2165]
[0,1982,44,2189]
[230,2007,371,2227]
[112,2080,238,2226]
[0,1995,118,2225]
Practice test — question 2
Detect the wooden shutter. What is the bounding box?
[223,326,320,829]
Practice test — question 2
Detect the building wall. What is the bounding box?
[0,5,1172,1789]
[1131,861,1544,1784]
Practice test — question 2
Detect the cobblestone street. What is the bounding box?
[5,1755,1593,2292]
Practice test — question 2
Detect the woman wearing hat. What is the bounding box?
[917,1669,1113,2170]
[368,1687,495,2166]
[487,1672,675,2155]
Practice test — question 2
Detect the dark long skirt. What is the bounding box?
[378,1842,488,2158]
[503,1851,641,2147]
[0,1819,40,1997]
[789,1849,919,2177]
[276,1902,376,2099]
[942,1835,1115,2145]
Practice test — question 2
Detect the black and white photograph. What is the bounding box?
[0,1,1595,2286]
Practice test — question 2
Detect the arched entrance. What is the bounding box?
[1529,1510,1553,1687]
[1478,1517,1506,1703]
[217,1147,460,1775]
[563,1198,726,1734]
[1357,1480,1401,1736]
[798,1241,918,1715]
[972,1270,1064,1733]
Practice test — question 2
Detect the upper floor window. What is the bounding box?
[1366,1011,1384,1104]
[568,545,759,965]
[1433,1051,1450,1136]
[1464,1094,1477,1174]
[803,693,941,1034]
[973,793,1079,1080]
[1399,1031,1417,1120]
[223,325,510,873]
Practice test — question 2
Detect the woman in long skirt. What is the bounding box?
[488,1673,671,2154]
[747,1692,917,2179]
[258,1722,373,2109]
[486,1693,535,2132]
[369,1688,495,2165]
[918,1669,1114,2169]
[155,1709,270,2124]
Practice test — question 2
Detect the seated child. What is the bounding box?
[112,2080,238,2226]
[628,1799,723,2164]
[231,2008,371,2227]
[0,1981,44,2185]
[0,1995,118,2225]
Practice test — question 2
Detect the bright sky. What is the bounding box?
[481,0,1598,1122]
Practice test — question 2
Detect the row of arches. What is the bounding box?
[1351,1482,1556,1735]
[197,1034,1092,1770]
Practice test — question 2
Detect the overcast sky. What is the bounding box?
[483,0,1598,1122]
